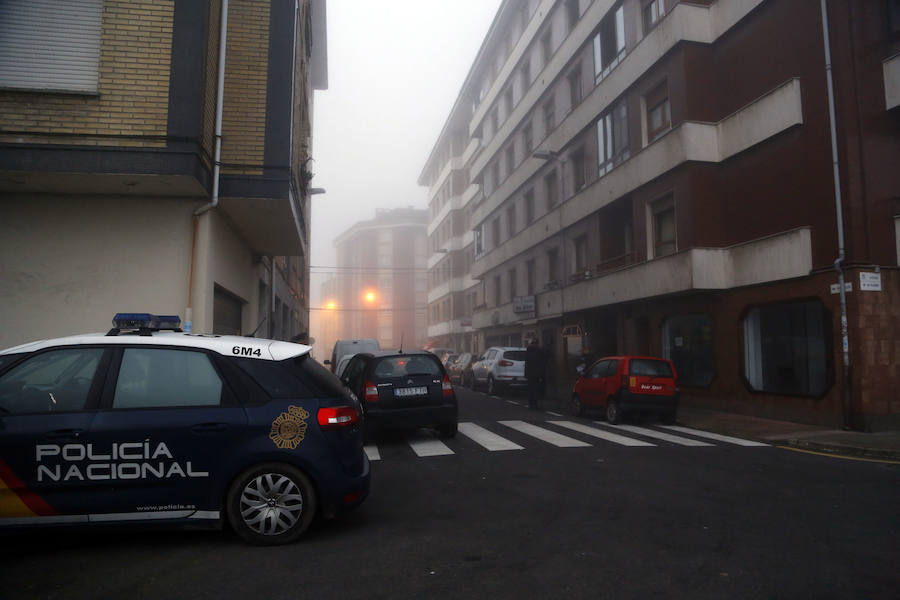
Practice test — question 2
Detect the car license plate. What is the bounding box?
[395,386,428,397]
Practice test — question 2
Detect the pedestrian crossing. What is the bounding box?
[363,420,769,461]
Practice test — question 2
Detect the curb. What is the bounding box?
[782,439,900,462]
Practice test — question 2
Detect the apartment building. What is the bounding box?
[328,208,429,350]
[423,0,900,430]
[0,0,326,346]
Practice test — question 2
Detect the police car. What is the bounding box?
[0,314,369,545]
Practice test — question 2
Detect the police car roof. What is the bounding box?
[0,331,311,362]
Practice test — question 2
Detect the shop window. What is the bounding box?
[743,301,830,397]
[663,315,715,387]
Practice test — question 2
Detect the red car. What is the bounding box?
[571,356,679,424]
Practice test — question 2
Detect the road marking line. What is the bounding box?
[777,445,900,464]
[458,422,524,451]
[364,445,381,461]
[506,400,522,406]
[545,411,563,417]
[595,423,713,446]
[408,437,455,457]
[499,420,591,447]
[659,425,769,447]
[550,421,656,446]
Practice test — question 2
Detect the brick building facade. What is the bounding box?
[421,0,900,430]
[0,0,327,345]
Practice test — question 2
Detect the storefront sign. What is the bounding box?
[513,295,535,313]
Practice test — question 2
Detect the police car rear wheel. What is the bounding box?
[227,463,316,545]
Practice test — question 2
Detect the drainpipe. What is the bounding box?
[187,0,229,333]
[820,0,853,429]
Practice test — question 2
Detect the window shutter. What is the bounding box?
[0,0,103,94]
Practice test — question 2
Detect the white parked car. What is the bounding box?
[470,346,528,395]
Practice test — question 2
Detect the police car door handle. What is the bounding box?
[191,423,229,434]
[46,428,82,439]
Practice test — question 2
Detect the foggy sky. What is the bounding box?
[309,0,502,305]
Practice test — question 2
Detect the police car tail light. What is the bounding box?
[317,406,359,430]
[364,380,379,403]
[498,359,513,367]
[441,375,453,397]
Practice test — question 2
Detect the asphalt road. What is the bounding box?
[3,387,898,599]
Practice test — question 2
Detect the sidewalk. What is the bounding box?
[675,406,900,461]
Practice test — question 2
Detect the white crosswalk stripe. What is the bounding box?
[499,420,591,447]
[659,425,769,446]
[407,437,455,457]
[595,423,713,446]
[550,421,656,446]
[459,422,524,451]
[364,445,381,461]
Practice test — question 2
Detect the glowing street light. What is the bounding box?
[363,290,377,304]
[325,300,337,310]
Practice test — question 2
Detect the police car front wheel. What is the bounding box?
[226,463,317,545]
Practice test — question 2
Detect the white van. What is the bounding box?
[327,339,380,373]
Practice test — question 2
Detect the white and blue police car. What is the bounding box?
[0,314,369,545]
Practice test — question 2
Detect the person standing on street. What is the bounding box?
[525,338,545,410]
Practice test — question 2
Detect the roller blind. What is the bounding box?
[0,0,102,94]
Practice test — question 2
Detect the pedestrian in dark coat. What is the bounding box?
[525,338,545,410]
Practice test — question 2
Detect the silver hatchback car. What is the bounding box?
[470,346,528,395]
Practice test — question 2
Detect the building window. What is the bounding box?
[566,0,581,31]
[521,61,532,90]
[571,148,586,192]
[597,98,629,175]
[0,0,103,94]
[743,301,830,397]
[651,195,676,258]
[524,188,535,224]
[541,30,553,66]
[492,161,501,192]
[507,204,517,237]
[474,224,484,256]
[491,107,500,136]
[543,98,556,133]
[547,247,560,283]
[663,315,715,387]
[526,260,536,294]
[642,0,666,34]
[506,145,516,175]
[568,65,583,107]
[593,3,625,82]
[494,275,502,306]
[544,171,559,210]
[523,122,534,154]
[504,87,514,118]
[573,235,588,272]
[646,82,671,142]
[492,217,502,248]
[508,267,517,300]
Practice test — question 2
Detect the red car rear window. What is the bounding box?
[629,359,673,378]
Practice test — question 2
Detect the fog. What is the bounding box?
[309,0,502,306]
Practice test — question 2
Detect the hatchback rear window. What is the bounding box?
[373,355,442,378]
[502,351,527,361]
[629,359,673,378]
[234,354,346,399]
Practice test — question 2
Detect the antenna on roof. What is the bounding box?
[399,332,404,353]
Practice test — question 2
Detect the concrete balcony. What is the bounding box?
[471,77,804,279]
[473,227,812,329]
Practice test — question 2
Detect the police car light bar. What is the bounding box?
[108,313,182,336]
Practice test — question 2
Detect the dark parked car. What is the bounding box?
[339,350,458,438]
[0,313,369,545]
[448,352,474,386]
[571,355,679,424]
